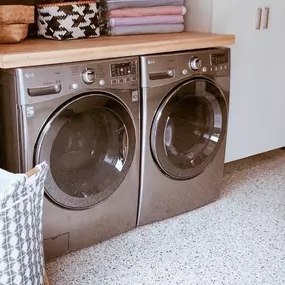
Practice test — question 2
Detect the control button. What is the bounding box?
[72,83,79,90]
[118,78,124,84]
[210,67,213,72]
[126,77,131,82]
[111,79,117,85]
[214,67,218,71]
[224,65,228,70]
[82,68,96,84]
[189,57,203,71]
[182,69,188,75]
[219,66,223,71]
[131,76,137,81]
[99,79,105,86]
[132,90,139,102]
[202,67,207,72]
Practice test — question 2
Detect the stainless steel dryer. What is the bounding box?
[138,48,230,226]
[0,57,140,260]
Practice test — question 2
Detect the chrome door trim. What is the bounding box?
[150,77,228,180]
[35,92,136,210]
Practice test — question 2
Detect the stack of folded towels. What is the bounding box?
[99,0,186,36]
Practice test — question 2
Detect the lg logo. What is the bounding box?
[148,60,155,65]
[25,73,35,79]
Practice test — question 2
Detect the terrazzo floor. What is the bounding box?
[46,150,285,285]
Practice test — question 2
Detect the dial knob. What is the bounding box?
[82,68,95,84]
[189,57,203,71]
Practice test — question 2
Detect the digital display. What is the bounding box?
[211,53,229,65]
[111,61,137,77]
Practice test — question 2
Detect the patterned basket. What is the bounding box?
[37,1,100,40]
[0,163,49,285]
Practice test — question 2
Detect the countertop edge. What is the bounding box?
[0,33,235,69]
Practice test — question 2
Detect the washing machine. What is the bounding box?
[0,57,140,260]
[138,48,230,226]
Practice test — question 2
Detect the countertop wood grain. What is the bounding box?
[0,32,235,69]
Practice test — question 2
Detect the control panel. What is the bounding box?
[111,61,137,77]
[18,57,139,101]
[140,48,230,88]
[78,60,138,87]
[187,50,230,74]
[109,61,138,86]
[211,52,229,66]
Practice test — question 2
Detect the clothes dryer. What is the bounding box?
[138,48,230,226]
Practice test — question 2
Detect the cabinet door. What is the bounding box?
[251,2,285,157]
[212,0,273,162]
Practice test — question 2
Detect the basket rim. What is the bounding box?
[37,1,96,8]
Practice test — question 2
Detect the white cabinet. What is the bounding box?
[184,0,285,162]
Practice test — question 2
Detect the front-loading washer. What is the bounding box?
[0,57,140,260]
[138,48,230,226]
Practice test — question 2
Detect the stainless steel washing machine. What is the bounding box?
[0,57,140,260]
[138,48,230,226]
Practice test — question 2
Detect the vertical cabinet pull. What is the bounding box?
[256,8,262,30]
[263,7,270,29]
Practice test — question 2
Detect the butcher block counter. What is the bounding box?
[0,32,235,69]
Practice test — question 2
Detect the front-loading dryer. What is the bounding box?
[138,48,230,226]
[0,57,140,260]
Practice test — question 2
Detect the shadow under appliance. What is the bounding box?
[0,57,140,259]
[138,48,230,226]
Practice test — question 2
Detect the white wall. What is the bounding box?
[184,0,213,32]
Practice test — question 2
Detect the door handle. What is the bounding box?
[256,8,262,30]
[263,7,270,29]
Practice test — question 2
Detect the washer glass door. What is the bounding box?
[151,78,227,180]
[35,93,136,209]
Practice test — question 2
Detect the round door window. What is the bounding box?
[35,93,136,209]
[151,78,228,180]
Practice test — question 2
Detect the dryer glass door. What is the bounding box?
[35,93,136,209]
[151,78,227,180]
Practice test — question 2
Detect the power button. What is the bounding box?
[99,79,105,86]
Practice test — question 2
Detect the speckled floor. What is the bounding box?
[46,150,285,285]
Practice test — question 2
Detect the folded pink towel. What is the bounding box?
[109,15,184,26]
[109,6,187,18]
[110,24,184,36]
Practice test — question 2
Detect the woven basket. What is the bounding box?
[0,24,29,44]
[37,1,100,40]
[0,5,34,25]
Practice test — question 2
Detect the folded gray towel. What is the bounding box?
[110,24,184,35]
[104,0,184,10]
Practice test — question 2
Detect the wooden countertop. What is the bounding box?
[0,32,235,69]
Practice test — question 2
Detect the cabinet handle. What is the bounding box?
[256,8,262,30]
[263,7,270,29]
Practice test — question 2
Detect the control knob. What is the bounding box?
[82,68,95,84]
[189,57,203,71]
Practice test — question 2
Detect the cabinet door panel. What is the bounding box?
[212,0,271,162]
[252,2,285,155]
